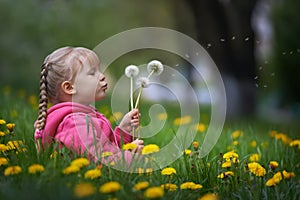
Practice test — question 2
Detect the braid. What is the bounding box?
[36,63,50,130]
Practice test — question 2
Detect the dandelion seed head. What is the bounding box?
[137,77,150,88]
[147,60,164,75]
[125,65,139,78]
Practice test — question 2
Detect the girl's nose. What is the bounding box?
[99,73,105,81]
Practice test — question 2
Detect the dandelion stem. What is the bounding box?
[135,87,143,109]
[130,77,134,110]
[147,69,155,79]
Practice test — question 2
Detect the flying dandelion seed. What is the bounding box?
[263,85,267,88]
[244,37,249,41]
[231,36,236,40]
[270,72,275,76]
[207,43,211,48]
[282,52,287,55]
[259,66,263,70]
[289,51,293,54]
[185,54,190,58]
[255,83,259,88]
[175,64,179,67]
[254,76,258,80]
[220,38,225,42]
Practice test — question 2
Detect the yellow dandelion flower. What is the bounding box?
[290,139,300,149]
[193,184,203,190]
[28,164,45,174]
[84,168,102,180]
[0,157,9,166]
[146,168,153,175]
[194,123,206,132]
[266,171,282,187]
[70,158,89,169]
[161,167,176,176]
[144,186,164,198]
[4,165,22,176]
[249,140,257,148]
[217,171,234,179]
[0,119,6,125]
[233,140,239,146]
[269,161,279,169]
[274,133,292,144]
[6,140,26,152]
[223,150,239,160]
[282,170,295,179]
[249,153,260,162]
[192,141,199,150]
[0,144,8,152]
[102,151,113,157]
[74,183,96,198]
[221,161,231,168]
[173,116,191,126]
[231,130,243,139]
[161,183,177,192]
[198,193,218,200]
[248,162,266,177]
[142,144,160,155]
[123,143,138,151]
[136,167,144,174]
[157,112,167,120]
[133,181,149,191]
[0,131,6,137]
[273,172,283,183]
[266,178,277,187]
[184,149,192,156]
[180,182,203,190]
[6,123,15,132]
[113,112,123,120]
[99,181,121,194]
[62,165,80,175]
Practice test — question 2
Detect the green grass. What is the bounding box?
[0,86,299,200]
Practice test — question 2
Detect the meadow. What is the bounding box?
[0,85,299,200]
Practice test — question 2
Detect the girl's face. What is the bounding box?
[72,59,108,105]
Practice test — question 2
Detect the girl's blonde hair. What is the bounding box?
[36,46,100,131]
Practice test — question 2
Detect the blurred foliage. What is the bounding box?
[0,0,178,93]
[270,0,300,107]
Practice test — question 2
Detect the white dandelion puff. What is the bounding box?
[136,77,150,88]
[125,65,139,110]
[125,65,139,78]
[147,60,164,77]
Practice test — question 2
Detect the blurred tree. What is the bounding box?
[270,0,300,114]
[183,0,258,117]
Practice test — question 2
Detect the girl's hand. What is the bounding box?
[119,109,140,133]
[131,139,144,153]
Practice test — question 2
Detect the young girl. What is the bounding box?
[34,46,144,164]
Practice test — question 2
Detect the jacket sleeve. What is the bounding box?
[114,126,133,146]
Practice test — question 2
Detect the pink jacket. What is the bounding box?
[34,102,133,163]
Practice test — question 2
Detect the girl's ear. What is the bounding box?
[61,81,76,95]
